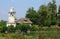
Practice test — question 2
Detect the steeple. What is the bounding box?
[6,0,16,27]
[6,8,16,27]
[8,8,16,16]
[9,8,16,13]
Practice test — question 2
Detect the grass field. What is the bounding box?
[0,27,60,39]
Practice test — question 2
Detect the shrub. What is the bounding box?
[7,25,15,33]
[30,25,38,31]
[16,24,30,33]
[20,24,30,33]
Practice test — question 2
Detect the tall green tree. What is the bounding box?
[57,5,60,26]
[37,5,50,26]
[58,5,60,17]
[48,0,57,25]
[25,7,37,24]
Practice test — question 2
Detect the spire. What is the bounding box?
[9,7,16,13]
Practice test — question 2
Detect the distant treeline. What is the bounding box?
[25,0,60,26]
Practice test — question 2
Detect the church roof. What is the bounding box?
[17,18,32,24]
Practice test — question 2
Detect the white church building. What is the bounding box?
[6,8,32,27]
[6,8,16,27]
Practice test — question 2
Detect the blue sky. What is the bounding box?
[0,0,60,21]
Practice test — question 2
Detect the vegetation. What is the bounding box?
[0,27,60,39]
[26,0,58,26]
[0,0,60,39]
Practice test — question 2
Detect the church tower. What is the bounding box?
[6,8,16,27]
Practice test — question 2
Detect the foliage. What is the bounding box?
[0,27,60,39]
[0,20,7,33]
[20,24,30,33]
[57,5,60,26]
[0,0,59,39]
[0,20,6,26]
[26,7,38,24]
[25,0,58,26]
[37,5,51,26]
[30,25,38,31]
[16,24,31,34]
[49,0,57,25]
[7,25,15,33]
[0,0,60,35]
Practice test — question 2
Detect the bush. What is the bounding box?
[20,24,30,33]
[30,25,38,31]
[7,25,15,33]
[57,23,60,26]
[0,25,7,33]
[16,24,30,33]
[51,22,56,25]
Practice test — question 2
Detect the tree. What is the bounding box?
[25,0,57,26]
[25,7,37,24]
[48,0,57,25]
[57,5,60,18]
[57,5,60,26]
[37,5,50,26]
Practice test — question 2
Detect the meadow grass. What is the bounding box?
[0,27,60,39]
